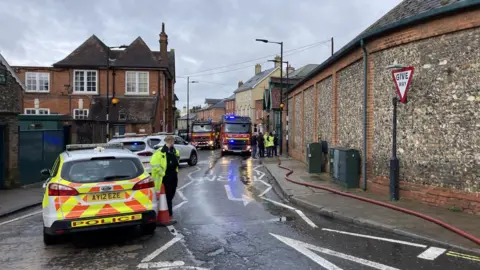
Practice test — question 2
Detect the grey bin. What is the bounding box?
[329,147,361,188]
[306,142,324,174]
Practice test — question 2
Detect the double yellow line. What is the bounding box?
[446,251,480,262]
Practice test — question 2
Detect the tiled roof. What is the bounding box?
[234,67,278,93]
[225,94,235,101]
[174,94,179,101]
[285,64,319,79]
[210,99,226,109]
[89,96,157,123]
[52,35,175,75]
[205,98,223,105]
[0,53,26,90]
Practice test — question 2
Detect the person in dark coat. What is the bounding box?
[258,132,265,158]
[250,133,258,159]
[273,133,278,156]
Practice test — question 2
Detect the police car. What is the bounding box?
[40,143,158,245]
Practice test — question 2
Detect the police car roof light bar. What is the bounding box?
[66,143,124,151]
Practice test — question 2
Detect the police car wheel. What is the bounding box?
[141,223,156,235]
[188,151,198,166]
[43,227,57,245]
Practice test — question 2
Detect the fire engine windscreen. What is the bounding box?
[224,123,251,133]
[192,124,213,132]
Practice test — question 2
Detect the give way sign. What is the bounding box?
[391,66,415,104]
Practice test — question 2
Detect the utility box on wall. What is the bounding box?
[306,142,324,173]
[329,147,361,188]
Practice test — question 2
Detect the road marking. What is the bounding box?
[417,247,446,260]
[224,185,253,206]
[137,261,185,268]
[446,251,480,262]
[295,210,318,228]
[0,210,42,227]
[177,190,187,201]
[173,201,188,211]
[271,233,400,270]
[186,166,202,181]
[261,197,296,210]
[321,228,427,248]
[178,180,195,191]
[141,235,183,262]
[166,225,177,236]
[161,267,210,270]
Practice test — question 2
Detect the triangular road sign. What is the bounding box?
[391,66,414,104]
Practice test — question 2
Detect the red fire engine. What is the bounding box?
[219,115,252,156]
[190,120,220,149]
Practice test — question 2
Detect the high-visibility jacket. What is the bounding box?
[150,146,180,191]
[264,135,274,147]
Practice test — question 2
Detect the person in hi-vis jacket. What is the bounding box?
[151,135,180,224]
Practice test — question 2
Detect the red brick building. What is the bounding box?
[224,94,235,115]
[13,23,176,135]
[197,98,226,122]
[284,1,480,214]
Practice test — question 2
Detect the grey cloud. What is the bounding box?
[0,0,401,108]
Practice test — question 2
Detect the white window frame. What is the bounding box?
[125,71,149,95]
[24,108,50,115]
[73,109,89,119]
[73,70,98,94]
[25,72,50,92]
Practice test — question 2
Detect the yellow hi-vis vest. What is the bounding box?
[150,147,180,191]
[265,136,274,147]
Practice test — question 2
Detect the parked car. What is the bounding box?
[108,135,159,174]
[149,134,198,166]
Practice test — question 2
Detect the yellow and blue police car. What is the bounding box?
[41,143,158,245]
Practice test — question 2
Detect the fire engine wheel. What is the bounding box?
[188,151,198,166]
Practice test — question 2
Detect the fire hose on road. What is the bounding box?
[276,160,480,246]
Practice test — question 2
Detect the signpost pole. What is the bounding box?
[390,96,399,201]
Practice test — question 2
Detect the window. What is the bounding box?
[24,108,50,115]
[61,158,144,183]
[119,111,127,120]
[174,136,185,145]
[25,72,49,92]
[126,71,149,94]
[121,141,147,152]
[148,138,161,148]
[73,70,98,93]
[73,109,89,119]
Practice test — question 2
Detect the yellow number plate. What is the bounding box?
[71,214,142,228]
[87,192,125,202]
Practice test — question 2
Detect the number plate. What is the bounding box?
[87,192,125,202]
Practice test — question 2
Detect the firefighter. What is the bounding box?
[151,135,180,224]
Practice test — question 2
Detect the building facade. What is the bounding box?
[224,94,235,115]
[13,23,176,136]
[197,98,226,122]
[0,54,24,188]
[284,0,480,214]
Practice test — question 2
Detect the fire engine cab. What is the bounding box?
[219,115,252,156]
[190,120,219,149]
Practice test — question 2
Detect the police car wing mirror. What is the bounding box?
[40,169,50,177]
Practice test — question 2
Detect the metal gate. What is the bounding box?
[0,124,5,188]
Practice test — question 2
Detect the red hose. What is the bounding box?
[277,161,480,246]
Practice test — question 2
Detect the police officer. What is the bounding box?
[151,135,180,224]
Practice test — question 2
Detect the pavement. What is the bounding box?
[0,182,43,217]
[261,156,480,254]
[0,150,479,269]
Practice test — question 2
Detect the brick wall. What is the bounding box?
[225,100,235,115]
[284,8,480,214]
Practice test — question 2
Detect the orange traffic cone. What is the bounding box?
[156,184,172,226]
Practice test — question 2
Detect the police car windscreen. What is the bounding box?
[61,158,144,183]
[225,123,250,133]
[192,124,212,132]
[122,141,146,152]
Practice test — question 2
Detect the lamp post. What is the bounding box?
[106,45,128,142]
[257,39,284,155]
[186,77,199,142]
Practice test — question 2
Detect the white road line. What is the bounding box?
[186,166,202,181]
[166,225,177,236]
[141,236,183,262]
[256,179,272,197]
[271,233,400,270]
[295,210,318,228]
[172,201,188,211]
[137,261,185,268]
[0,210,42,227]
[417,247,447,260]
[261,197,296,210]
[178,180,195,191]
[161,267,210,270]
[177,190,187,201]
[321,228,427,248]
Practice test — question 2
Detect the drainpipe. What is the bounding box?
[361,39,368,191]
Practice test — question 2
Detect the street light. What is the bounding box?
[257,38,284,155]
[186,77,199,142]
[106,45,128,142]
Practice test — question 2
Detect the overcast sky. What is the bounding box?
[0,0,401,110]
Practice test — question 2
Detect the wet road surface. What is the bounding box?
[0,150,479,269]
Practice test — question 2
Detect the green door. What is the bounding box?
[0,124,5,188]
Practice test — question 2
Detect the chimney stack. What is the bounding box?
[274,55,281,68]
[238,81,244,88]
[255,64,261,74]
[286,65,295,75]
[159,22,168,61]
